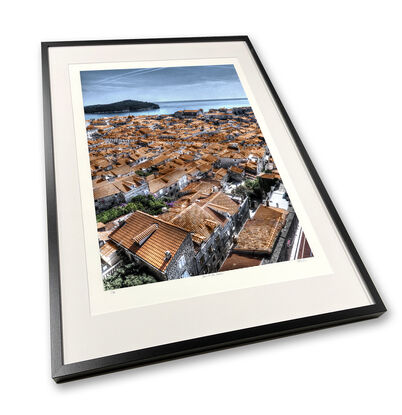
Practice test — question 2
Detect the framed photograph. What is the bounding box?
[42,36,386,383]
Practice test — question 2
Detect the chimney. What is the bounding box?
[116,219,126,229]
[165,251,171,261]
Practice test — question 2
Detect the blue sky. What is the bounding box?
[80,65,247,106]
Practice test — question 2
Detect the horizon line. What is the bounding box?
[155,97,248,104]
[84,97,249,106]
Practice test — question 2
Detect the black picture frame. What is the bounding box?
[42,36,386,383]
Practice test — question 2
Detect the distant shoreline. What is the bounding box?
[85,109,152,114]
[84,97,248,109]
[84,99,159,114]
[84,98,251,119]
[155,97,248,104]
[86,106,252,120]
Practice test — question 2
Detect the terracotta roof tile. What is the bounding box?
[100,241,118,257]
[197,192,240,216]
[159,191,239,245]
[132,223,159,244]
[109,211,189,271]
[148,169,187,193]
[93,182,121,200]
[219,253,262,272]
[159,203,219,243]
[234,205,288,253]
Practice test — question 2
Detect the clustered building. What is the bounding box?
[88,107,311,282]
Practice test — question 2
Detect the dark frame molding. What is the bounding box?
[42,36,386,383]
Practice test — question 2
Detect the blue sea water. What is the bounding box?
[84,98,250,120]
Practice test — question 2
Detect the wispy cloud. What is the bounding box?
[80,65,247,105]
[92,67,167,86]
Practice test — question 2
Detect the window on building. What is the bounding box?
[178,255,186,268]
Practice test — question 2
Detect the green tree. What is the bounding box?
[231,179,262,201]
[135,170,153,177]
[96,195,168,223]
[104,264,158,290]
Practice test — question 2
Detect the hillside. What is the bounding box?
[84,99,160,114]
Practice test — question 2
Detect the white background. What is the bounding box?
[1,1,400,414]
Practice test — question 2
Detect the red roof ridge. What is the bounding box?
[136,210,189,235]
[168,200,203,221]
[132,223,159,244]
[208,202,230,212]
[205,191,221,204]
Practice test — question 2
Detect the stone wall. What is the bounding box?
[166,233,197,279]
[95,193,124,213]
[195,219,236,275]
[234,197,250,232]
[219,157,245,169]
[269,210,298,263]
[123,183,150,202]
